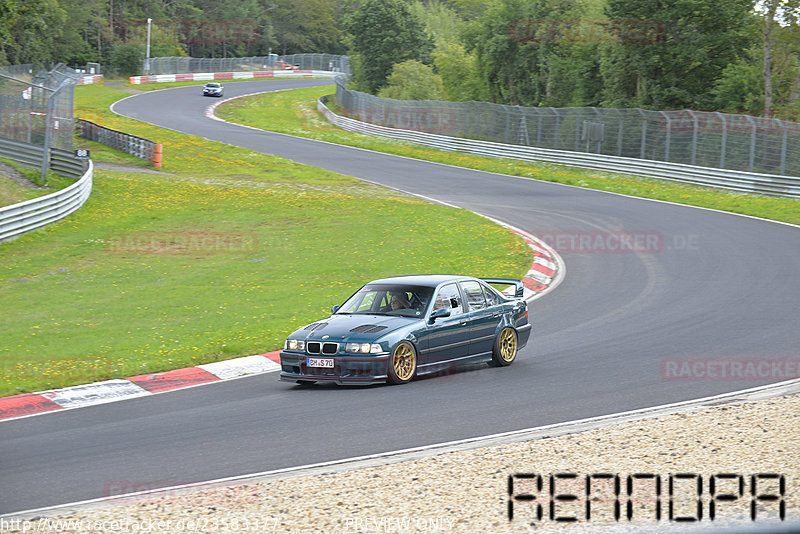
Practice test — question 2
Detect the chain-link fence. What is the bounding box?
[336,81,800,178]
[0,63,81,153]
[147,54,349,75]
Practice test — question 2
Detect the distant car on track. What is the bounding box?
[202,82,223,97]
[280,275,531,386]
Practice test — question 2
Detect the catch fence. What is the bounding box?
[0,63,82,179]
[147,54,349,75]
[335,81,800,179]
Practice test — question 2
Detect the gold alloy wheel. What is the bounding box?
[499,328,518,362]
[392,342,416,382]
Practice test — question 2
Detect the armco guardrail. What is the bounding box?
[77,119,162,167]
[318,96,800,198]
[0,150,92,243]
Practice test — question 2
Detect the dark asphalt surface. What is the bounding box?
[2,79,798,515]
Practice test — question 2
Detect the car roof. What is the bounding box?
[367,274,477,288]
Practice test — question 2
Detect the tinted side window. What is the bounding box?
[461,281,487,311]
[433,283,464,316]
[480,282,500,307]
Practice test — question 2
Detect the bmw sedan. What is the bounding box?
[280,275,532,385]
[202,82,224,97]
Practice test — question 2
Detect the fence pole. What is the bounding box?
[40,86,58,185]
[778,119,788,175]
[718,112,727,169]
[553,108,561,150]
[688,110,698,165]
[747,115,757,172]
[639,110,647,159]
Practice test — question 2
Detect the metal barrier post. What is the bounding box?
[718,112,727,169]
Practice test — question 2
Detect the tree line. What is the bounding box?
[0,0,345,74]
[345,0,800,120]
[1,0,799,119]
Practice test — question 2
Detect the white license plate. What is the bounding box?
[307,358,334,368]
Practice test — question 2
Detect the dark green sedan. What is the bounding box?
[280,275,532,385]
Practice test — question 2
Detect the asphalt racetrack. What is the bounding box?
[2,79,798,515]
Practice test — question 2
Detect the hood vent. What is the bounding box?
[304,322,327,331]
[349,325,388,334]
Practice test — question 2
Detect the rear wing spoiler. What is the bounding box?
[480,278,525,299]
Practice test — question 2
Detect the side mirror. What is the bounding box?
[428,308,450,323]
[515,285,525,298]
[331,305,340,313]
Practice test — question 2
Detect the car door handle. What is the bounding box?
[492,312,501,317]
[460,320,468,326]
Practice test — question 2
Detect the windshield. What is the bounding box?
[337,284,434,318]
[206,83,220,88]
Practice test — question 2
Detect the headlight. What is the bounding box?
[346,343,382,354]
[286,339,305,351]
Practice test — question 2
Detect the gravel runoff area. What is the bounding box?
[3,386,798,534]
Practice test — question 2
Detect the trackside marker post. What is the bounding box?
[152,144,163,167]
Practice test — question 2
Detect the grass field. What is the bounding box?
[217,86,800,226]
[0,171,38,208]
[0,157,74,208]
[0,83,530,396]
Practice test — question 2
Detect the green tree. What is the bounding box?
[408,0,464,48]
[760,0,800,116]
[713,57,764,112]
[467,0,596,107]
[272,0,344,55]
[377,59,444,100]
[604,0,754,109]
[345,0,434,93]
[0,0,67,65]
[110,42,143,76]
[432,42,484,101]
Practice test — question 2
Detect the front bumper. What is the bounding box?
[279,350,389,385]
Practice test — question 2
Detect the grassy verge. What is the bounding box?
[0,157,77,208]
[0,83,530,397]
[217,86,800,225]
[0,161,40,207]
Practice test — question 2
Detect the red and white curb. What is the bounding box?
[0,352,281,422]
[129,70,336,85]
[482,216,565,301]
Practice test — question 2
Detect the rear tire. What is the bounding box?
[387,342,417,385]
[490,327,517,367]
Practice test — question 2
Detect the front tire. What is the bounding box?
[490,327,518,367]
[387,341,417,384]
